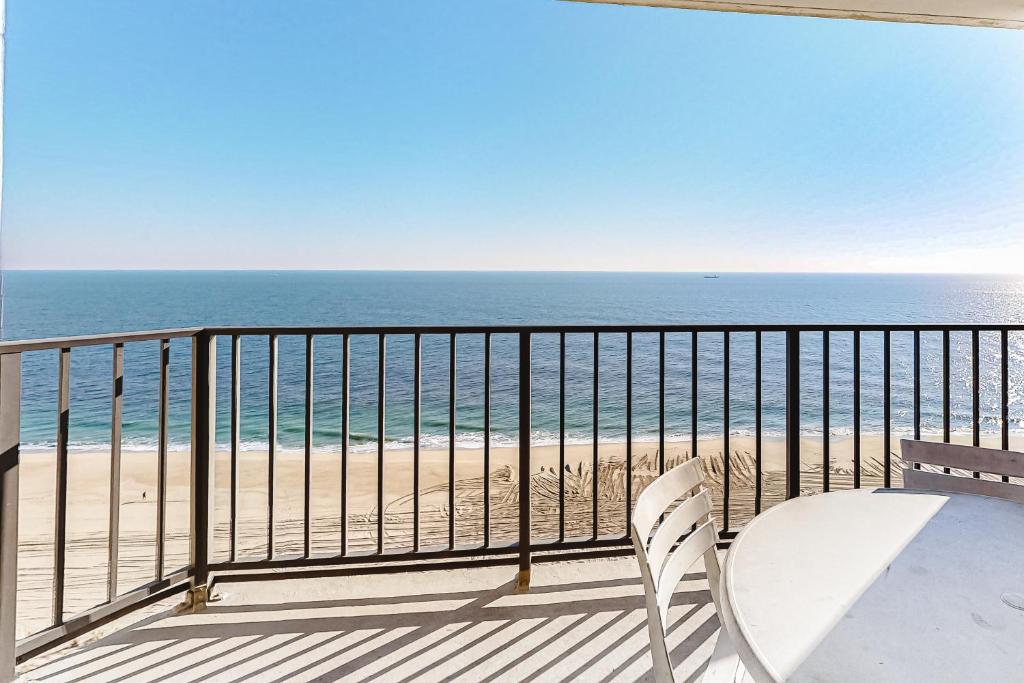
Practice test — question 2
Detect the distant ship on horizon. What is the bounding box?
[703,274,720,279]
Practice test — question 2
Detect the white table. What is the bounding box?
[719,487,1024,682]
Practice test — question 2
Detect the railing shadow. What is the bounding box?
[23,564,721,682]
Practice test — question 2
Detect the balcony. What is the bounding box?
[1,324,1020,681]
[18,557,729,682]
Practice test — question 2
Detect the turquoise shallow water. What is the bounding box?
[3,271,1024,451]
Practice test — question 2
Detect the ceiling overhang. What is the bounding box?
[563,0,1024,29]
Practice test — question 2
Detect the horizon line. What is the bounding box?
[1,268,1022,276]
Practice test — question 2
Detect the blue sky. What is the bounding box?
[4,0,1024,272]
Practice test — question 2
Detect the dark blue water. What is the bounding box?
[3,271,1023,451]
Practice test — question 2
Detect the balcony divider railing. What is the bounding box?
[0,323,1021,680]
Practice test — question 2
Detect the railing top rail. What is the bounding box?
[0,327,202,354]
[204,323,1024,336]
[2,323,1023,352]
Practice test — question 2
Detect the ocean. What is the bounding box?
[3,271,1023,452]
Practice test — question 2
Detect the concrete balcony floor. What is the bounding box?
[16,556,721,682]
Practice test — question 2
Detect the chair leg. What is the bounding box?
[701,628,747,683]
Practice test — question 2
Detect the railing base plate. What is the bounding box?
[176,585,210,613]
[514,569,530,593]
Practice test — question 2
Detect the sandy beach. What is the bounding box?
[14,431,1021,638]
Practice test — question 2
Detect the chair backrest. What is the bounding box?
[901,439,1024,503]
[631,457,721,682]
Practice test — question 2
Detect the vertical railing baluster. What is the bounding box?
[723,331,730,531]
[658,332,665,475]
[53,347,70,626]
[341,334,349,555]
[448,333,456,550]
[785,331,800,499]
[1001,330,1010,482]
[625,331,632,531]
[942,329,951,442]
[107,343,124,602]
[483,332,491,548]
[755,330,763,511]
[592,332,599,540]
[413,333,421,551]
[972,330,980,466]
[189,333,215,602]
[378,334,386,554]
[691,332,698,461]
[517,332,531,592]
[558,332,565,542]
[913,331,921,443]
[155,340,169,579]
[304,335,314,556]
[229,335,239,563]
[853,331,861,489]
[821,331,829,494]
[0,353,21,683]
[267,334,277,559]
[942,330,950,473]
[883,330,891,488]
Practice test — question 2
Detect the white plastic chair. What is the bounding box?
[630,457,749,683]
[901,439,1024,503]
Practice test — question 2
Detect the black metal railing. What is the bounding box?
[0,328,202,678]
[1,322,1021,679]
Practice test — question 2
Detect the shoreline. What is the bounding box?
[18,427,1024,456]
